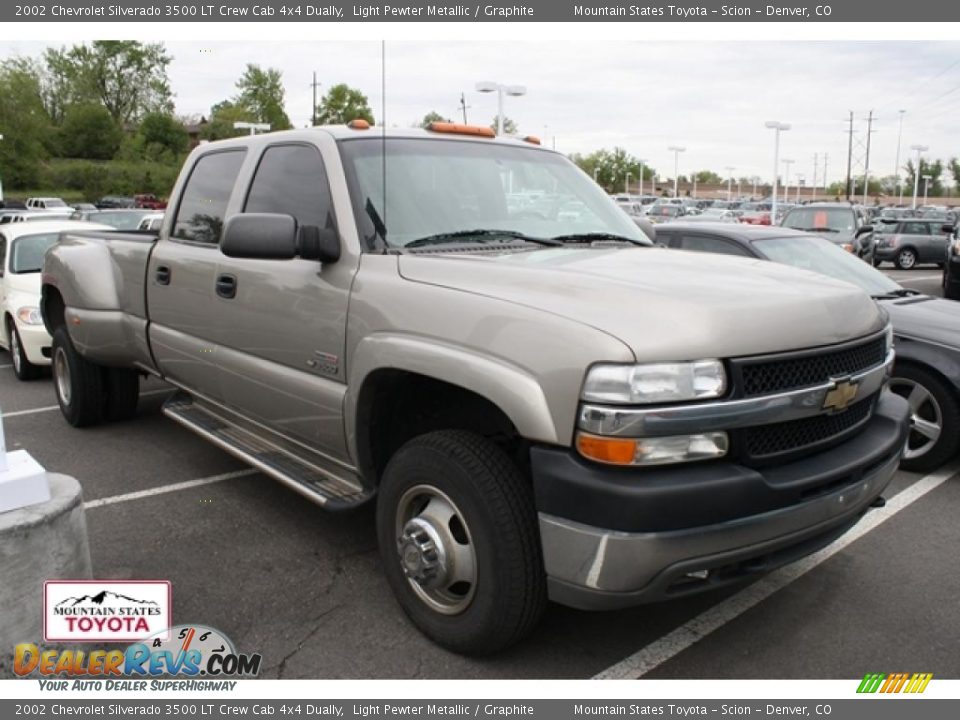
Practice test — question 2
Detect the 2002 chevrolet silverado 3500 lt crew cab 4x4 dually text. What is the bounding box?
[41,122,911,654]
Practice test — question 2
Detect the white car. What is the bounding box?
[0,220,111,380]
[25,197,73,212]
[138,213,164,231]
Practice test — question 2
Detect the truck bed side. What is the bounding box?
[42,230,158,371]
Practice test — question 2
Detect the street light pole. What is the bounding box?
[625,172,631,194]
[781,159,794,204]
[638,159,646,197]
[895,109,906,204]
[796,174,805,203]
[725,166,735,201]
[476,81,526,136]
[910,144,928,210]
[752,176,758,198]
[233,121,271,135]
[765,121,791,223]
[922,174,932,205]
[668,145,686,198]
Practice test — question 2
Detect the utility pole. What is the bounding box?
[823,153,829,198]
[812,153,818,202]
[862,110,875,206]
[310,72,321,127]
[845,111,854,201]
[458,92,470,124]
[895,109,906,204]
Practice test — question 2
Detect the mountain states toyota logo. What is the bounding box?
[44,581,171,642]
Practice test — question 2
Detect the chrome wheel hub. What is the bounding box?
[399,518,446,587]
[395,484,477,615]
[11,330,21,373]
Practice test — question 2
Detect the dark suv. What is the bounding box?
[780,202,874,258]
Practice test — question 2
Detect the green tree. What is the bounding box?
[570,148,653,193]
[135,112,189,158]
[904,158,944,198]
[201,100,258,141]
[58,103,122,159]
[235,64,292,131]
[45,41,173,125]
[948,158,960,190]
[489,115,517,135]
[0,58,52,188]
[419,110,450,128]
[694,170,723,184]
[315,83,374,125]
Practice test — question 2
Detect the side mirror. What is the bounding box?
[855,224,874,236]
[221,213,297,259]
[298,225,341,264]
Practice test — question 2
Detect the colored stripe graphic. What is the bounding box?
[857,672,932,693]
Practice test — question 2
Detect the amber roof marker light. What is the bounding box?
[427,122,496,138]
[347,119,371,130]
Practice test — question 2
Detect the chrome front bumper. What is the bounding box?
[538,393,909,610]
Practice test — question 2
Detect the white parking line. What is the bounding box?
[0,364,11,369]
[85,468,259,509]
[898,274,943,281]
[2,389,173,418]
[593,462,960,680]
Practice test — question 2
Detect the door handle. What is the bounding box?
[216,273,237,299]
[155,265,171,285]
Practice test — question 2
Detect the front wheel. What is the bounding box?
[8,321,42,381]
[376,430,546,655]
[895,248,917,270]
[51,326,105,427]
[888,365,960,473]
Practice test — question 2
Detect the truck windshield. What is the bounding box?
[782,207,855,234]
[10,232,59,273]
[338,137,650,250]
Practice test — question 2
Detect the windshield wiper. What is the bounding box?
[796,227,840,233]
[549,232,650,246]
[405,229,561,248]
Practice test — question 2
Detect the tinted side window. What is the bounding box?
[902,222,930,235]
[244,144,336,230]
[680,234,751,257]
[172,150,246,244]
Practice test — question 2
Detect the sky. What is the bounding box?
[3,40,960,187]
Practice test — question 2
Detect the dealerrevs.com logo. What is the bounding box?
[44,581,171,642]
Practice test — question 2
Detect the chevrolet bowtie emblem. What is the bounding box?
[823,379,859,412]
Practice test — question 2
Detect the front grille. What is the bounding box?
[743,395,875,461]
[738,335,886,398]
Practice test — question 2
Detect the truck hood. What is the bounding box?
[883,296,960,348]
[398,247,885,362]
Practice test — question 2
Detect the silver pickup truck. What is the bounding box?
[42,124,910,654]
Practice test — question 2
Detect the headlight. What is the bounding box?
[884,323,894,355]
[576,431,729,466]
[16,307,43,325]
[582,360,726,405]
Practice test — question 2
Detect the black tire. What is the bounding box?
[946,281,960,301]
[895,247,918,270]
[103,367,140,421]
[872,257,882,268]
[376,430,546,655]
[889,364,960,473]
[7,319,42,381]
[51,326,105,427]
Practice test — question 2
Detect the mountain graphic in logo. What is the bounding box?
[56,590,159,608]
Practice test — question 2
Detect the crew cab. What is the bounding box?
[42,123,910,654]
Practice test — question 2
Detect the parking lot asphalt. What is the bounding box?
[2,265,958,680]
